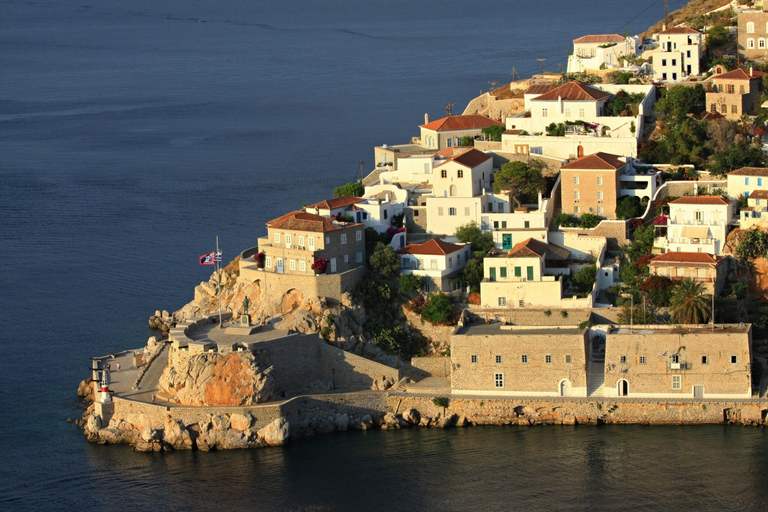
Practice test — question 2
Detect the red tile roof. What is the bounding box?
[572,34,626,44]
[530,81,611,102]
[507,238,548,258]
[524,84,558,96]
[648,252,718,266]
[561,152,625,170]
[305,196,364,210]
[668,195,732,205]
[749,190,768,200]
[434,146,472,158]
[396,238,465,256]
[435,148,492,169]
[658,26,700,35]
[267,211,360,233]
[729,167,768,176]
[710,67,766,81]
[420,115,504,132]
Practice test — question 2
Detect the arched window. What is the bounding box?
[748,38,755,49]
[747,21,755,34]
[449,185,457,197]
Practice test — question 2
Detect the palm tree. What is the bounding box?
[669,278,710,325]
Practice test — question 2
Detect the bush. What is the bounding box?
[433,397,450,408]
[560,311,568,318]
[333,181,364,198]
[616,196,643,219]
[399,273,425,296]
[555,212,575,228]
[736,228,768,261]
[370,242,400,278]
[639,275,674,307]
[372,326,414,356]
[420,293,458,324]
[579,213,601,229]
[573,265,596,293]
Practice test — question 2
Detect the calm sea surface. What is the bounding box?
[2,1,767,509]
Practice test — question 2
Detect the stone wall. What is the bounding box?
[559,220,627,250]
[661,180,727,199]
[403,307,457,352]
[318,343,401,390]
[410,356,451,377]
[404,206,427,234]
[465,306,591,326]
[242,266,365,302]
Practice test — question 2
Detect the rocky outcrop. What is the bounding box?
[77,378,94,402]
[159,351,275,406]
[148,310,176,332]
[258,418,290,446]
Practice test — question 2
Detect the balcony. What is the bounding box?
[667,361,692,371]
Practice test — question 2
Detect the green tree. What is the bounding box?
[420,293,457,324]
[617,304,655,324]
[369,242,400,278]
[333,181,364,198]
[708,142,767,177]
[461,257,485,294]
[545,122,566,136]
[460,135,475,146]
[399,273,425,296]
[579,213,601,228]
[372,326,413,356]
[606,71,632,85]
[555,212,575,228]
[670,278,711,324]
[655,84,706,124]
[481,125,505,142]
[615,195,643,219]
[455,222,494,256]
[735,227,768,260]
[573,265,596,293]
[364,227,388,261]
[706,23,730,48]
[390,212,405,228]
[492,160,547,207]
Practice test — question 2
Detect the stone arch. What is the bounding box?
[281,288,305,313]
[559,379,571,397]
[617,379,629,397]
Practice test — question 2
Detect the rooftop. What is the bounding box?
[730,167,768,176]
[456,323,584,336]
[561,152,625,170]
[305,196,364,210]
[668,195,732,205]
[434,148,492,168]
[420,115,504,132]
[610,324,748,335]
[267,210,361,233]
[507,238,548,258]
[396,238,465,256]
[709,67,766,81]
[648,252,719,266]
[749,190,768,200]
[531,81,611,102]
[658,26,700,35]
[573,34,626,44]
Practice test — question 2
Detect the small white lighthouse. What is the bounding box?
[99,364,112,403]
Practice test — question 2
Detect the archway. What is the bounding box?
[559,379,571,397]
[450,185,457,197]
[617,379,628,397]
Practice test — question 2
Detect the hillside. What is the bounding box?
[641,0,737,38]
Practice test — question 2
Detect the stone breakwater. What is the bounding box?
[81,390,768,452]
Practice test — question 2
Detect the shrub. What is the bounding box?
[420,293,458,324]
[370,242,400,278]
[736,228,768,261]
[579,213,601,229]
[333,181,364,198]
[555,212,575,228]
[573,265,597,293]
[372,326,414,356]
[399,273,425,296]
[433,397,449,408]
[639,275,675,307]
[560,311,569,318]
[616,195,643,219]
[544,310,552,317]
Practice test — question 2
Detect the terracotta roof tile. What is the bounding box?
[524,84,558,95]
[396,238,465,256]
[267,210,361,233]
[749,190,768,200]
[435,148,492,169]
[434,146,472,158]
[507,238,548,258]
[572,34,626,44]
[668,195,732,205]
[420,115,504,132]
[305,196,364,210]
[648,252,718,265]
[658,26,700,35]
[530,81,611,102]
[561,152,625,170]
[729,167,768,176]
[710,67,766,81]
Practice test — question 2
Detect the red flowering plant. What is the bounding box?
[639,275,674,307]
[255,251,266,268]
[311,257,328,274]
[386,226,406,243]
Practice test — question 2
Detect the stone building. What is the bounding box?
[727,166,768,200]
[738,5,768,60]
[396,239,471,295]
[418,114,504,151]
[450,323,589,397]
[657,196,735,255]
[647,251,727,294]
[560,152,626,218]
[602,324,752,399]
[705,67,766,120]
[651,26,702,81]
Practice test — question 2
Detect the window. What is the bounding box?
[514,266,521,277]
[639,356,646,364]
[502,221,507,228]
[521,354,528,363]
[447,138,453,147]
[325,236,331,244]
[430,259,437,269]
[759,178,763,187]
[343,254,349,263]
[495,373,504,388]
[574,190,580,200]
[457,169,464,178]
[662,73,667,81]
[438,207,444,216]
[597,176,603,185]
[265,256,272,268]
[573,175,580,185]
[565,354,572,364]
[597,191,604,201]
[298,235,305,247]
[545,355,552,364]
[493,221,499,229]
[500,267,507,278]
[524,221,529,228]
[299,260,306,272]
[620,356,626,364]
[498,297,506,306]
[527,266,534,280]
[464,207,470,216]
[731,355,738,364]
[285,234,292,246]
[671,354,680,364]
[701,355,708,364]
[661,59,667,66]
[597,206,604,214]
[449,185,456,197]
[449,207,457,216]
[740,85,746,94]
[448,257,453,269]
[565,109,571,118]
[274,233,281,243]
[441,169,447,178]
[579,109,584,117]
[747,21,755,34]
[542,108,548,117]
[732,105,738,114]
[518,299,524,308]
[308,236,315,250]
[495,355,502,364]
[289,259,296,271]
[383,210,388,220]
[574,206,580,213]
[471,355,478,364]
[746,178,750,186]
[356,230,362,241]
[710,103,717,112]
[748,38,755,49]
[340,234,347,244]
[672,375,682,390]
[671,59,677,66]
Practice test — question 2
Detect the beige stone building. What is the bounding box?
[647,251,727,294]
[738,6,768,60]
[727,166,768,199]
[705,67,766,120]
[560,152,625,218]
[450,323,589,397]
[240,211,366,301]
[419,114,504,151]
[602,324,752,399]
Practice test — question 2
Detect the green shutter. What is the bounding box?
[500,267,507,278]
[527,266,534,280]
[514,266,521,277]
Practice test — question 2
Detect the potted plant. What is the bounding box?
[311,257,328,275]
[255,251,266,269]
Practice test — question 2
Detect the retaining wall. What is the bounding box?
[410,356,451,377]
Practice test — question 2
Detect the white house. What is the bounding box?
[740,189,768,229]
[658,196,735,255]
[651,26,702,81]
[396,238,471,294]
[727,166,768,199]
[567,34,639,73]
[419,114,505,151]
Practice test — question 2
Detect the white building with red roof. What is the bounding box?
[418,114,504,151]
[657,196,736,255]
[648,251,727,294]
[651,26,702,81]
[740,189,768,229]
[726,166,768,200]
[567,34,639,73]
[396,238,471,294]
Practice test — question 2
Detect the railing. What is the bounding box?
[667,361,692,371]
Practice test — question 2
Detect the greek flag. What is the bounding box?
[199,252,214,265]
[214,250,222,263]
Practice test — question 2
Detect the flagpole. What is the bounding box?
[217,236,223,329]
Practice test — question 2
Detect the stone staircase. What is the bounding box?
[587,360,606,397]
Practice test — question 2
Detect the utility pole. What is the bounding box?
[443,103,455,116]
[512,66,517,82]
[537,58,546,74]
[664,0,668,30]
[359,161,364,181]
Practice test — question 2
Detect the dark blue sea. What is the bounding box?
[2,1,768,510]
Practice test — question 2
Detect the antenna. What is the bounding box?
[512,66,517,82]
[488,80,498,91]
[537,58,546,74]
[443,103,455,116]
[360,161,364,181]
[664,0,668,30]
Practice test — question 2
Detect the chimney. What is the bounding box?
[750,66,754,77]
[693,179,698,196]
[424,113,429,124]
